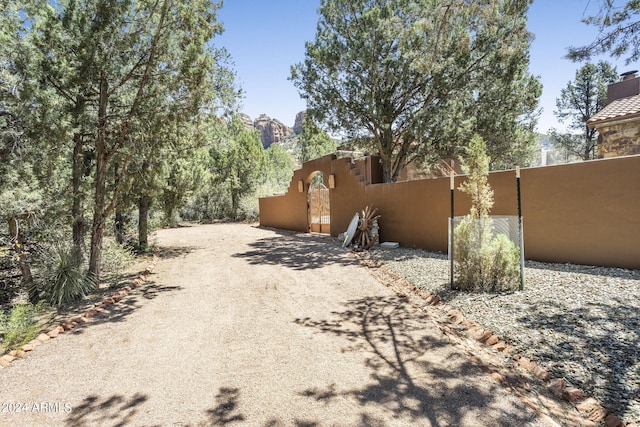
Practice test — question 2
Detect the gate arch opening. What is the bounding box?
[307,171,330,234]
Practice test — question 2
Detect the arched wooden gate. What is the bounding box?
[308,182,330,234]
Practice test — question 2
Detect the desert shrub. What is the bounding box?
[34,245,94,306]
[454,134,520,292]
[0,301,45,350]
[454,216,520,291]
[236,194,259,221]
[101,238,136,277]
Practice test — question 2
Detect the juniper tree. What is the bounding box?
[25,0,236,283]
[292,0,541,182]
[299,114,337,162]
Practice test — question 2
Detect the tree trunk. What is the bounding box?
[7,216,33,289]
[88,75,109,285]
[114,162,124,244]
[138,159,151,251]
[138,195,151,252]
[230,184,239,219]
[72,133,86,261]
[115,211,124,244]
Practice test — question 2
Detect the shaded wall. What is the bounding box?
[259,154,640,269]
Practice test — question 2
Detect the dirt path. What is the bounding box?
[0,223,545,426]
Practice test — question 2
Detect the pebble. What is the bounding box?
[370,246,640,423]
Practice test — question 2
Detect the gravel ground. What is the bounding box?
[369,246,640,423]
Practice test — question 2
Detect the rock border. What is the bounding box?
[0,252,159,369]
[354,251,633,427]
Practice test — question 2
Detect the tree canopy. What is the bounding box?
[299,114,337,162]
[291,0,541,182]
[0,0,243,300]
[551,61,618,160]
[21,0,238,282]
[567,1,640,65]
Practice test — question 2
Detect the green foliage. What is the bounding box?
[454,135,520,291]
[210,116,266,219]
[17,0,238,283]
[458,135,494,218]
[101,238,136,279]
[567,1,640,65]
[0,301,45,351]
[263,144,295,195]
[299,115,337,162]
[454,217,520,291]
[162,154,209,227]
[551,61,618,160]
[33,245,95,306]
[291,0,540,182]
[236,195,260,222]
[0,0,240,295]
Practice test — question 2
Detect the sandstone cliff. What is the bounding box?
[238,113,254,130]
[252,114,293,148]
[293,111,306,135]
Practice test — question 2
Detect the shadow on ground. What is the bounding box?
[157,245,200,260]
[294,295,541,426]
[516,298,640,419]
[65,393,150,427]
[233,231,357,270]
[200,387,245,426]
[65,279,183,335]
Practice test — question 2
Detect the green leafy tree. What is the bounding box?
[291,0,540,182]
[26,0,235,283]
[263,144,295,194]
[210,117,265,219]
[550,61,618,160]
[0,2,42,290]
[567,1,640,65]
[299,114,337,162]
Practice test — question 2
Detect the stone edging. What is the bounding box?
[354,251,631,427]
[0,252,159,369]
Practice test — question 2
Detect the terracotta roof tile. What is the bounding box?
[588,94,640,127]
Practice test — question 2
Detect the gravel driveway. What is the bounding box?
[0,223,545,426]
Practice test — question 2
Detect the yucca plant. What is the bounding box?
[36,245,95,306]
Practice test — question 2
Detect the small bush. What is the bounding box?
[454,216,520,291]
[0,301,45,351]
[453,134,521,292]
[101,238,136,278]
[236,195,259,221]
[35,245,95,306]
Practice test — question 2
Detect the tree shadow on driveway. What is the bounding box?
[65,393,150,427]
[198,387,245,426]
[233,231,357,270]
[295,295,542,426]
[65,279,183,336]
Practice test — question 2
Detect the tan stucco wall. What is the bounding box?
[598,121,640,158]
[259,154,640,269]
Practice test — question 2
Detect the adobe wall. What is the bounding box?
[259,154,640,269]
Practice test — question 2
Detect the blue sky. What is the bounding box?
[217,1,633,133]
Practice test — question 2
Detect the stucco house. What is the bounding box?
[587,70,640,158]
